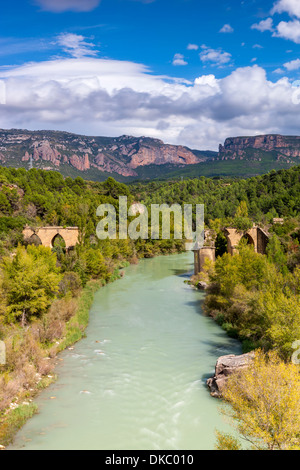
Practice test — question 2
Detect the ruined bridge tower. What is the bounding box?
[192,230,216,275]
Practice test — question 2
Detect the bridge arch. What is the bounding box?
[223,226,269,255]
[241,232,255,247]
[28,234,42,246]
[51,233,67,249]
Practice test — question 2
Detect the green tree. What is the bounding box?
[217,350,300,450]
[266,234,288,275]
[83,248,109,279]
[235,200,249,218]
[1,245,62,326]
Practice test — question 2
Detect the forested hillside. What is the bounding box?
[131,166,300,223]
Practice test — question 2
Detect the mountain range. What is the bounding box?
[0,129,300,181]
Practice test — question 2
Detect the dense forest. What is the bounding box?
[1,164,300,449]
[130,166,300,222]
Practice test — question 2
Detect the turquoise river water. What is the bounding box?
[10,252,241,450]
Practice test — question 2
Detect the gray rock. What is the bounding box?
[197,281,208,289]
[207,352,255,398]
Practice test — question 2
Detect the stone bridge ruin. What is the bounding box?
[224,226,270,256]
[193,226,270,275]
[23,226,79,250]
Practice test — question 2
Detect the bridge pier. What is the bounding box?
[193,244,216,275]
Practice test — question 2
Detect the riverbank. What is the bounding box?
[0,270,121,449]
[191,243,300,362]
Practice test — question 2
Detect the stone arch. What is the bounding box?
[51,233,66,249]
[223,226,270,256]
[241,232,255,247]
[28,234,42,246]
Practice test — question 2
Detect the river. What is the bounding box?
[10,252,241,450]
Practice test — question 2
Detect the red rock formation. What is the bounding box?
[0,129,207,177]
[69,153,91,171]
[83,153,90,171]
[31,141,61,166]
[93,153,137,177]
[219,134,300,159]
[129,144,200,169]
[22,151,30,162]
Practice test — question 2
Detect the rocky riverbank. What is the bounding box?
[207,352,255,398]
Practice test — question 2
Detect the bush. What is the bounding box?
[59,272,82,297]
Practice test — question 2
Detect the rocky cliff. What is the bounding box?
[218,134,300,163]
[0,129,207,178]
[3,129,300,180]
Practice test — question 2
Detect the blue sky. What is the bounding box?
[1,0,299,78]
[1,0,300,150]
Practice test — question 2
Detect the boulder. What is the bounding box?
[207,352,255,398]
[197,281,208,289]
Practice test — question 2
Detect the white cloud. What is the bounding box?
[34,0,101,12]
[200,47,232,67]
[274,19,300,43]
[220,24,234,33]
[284,58,300,70]
[251,18,274,32]
[56,33,99,58]
[172,53,188,66]
[272,0,300,18]
[1,59,300,150]
[194,75,219,87]
[187,44,199,51]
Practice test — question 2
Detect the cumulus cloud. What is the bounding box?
[250,2,300,46]
[200,46,232,67]
[0,58,300,150]
[251,18,274,32]
[34,0,101,12]
[284,58,300,70]
[274,19,300,43]
[219,24,234,33]
[172,54,188,66]
[272,0,300,18]
[187,44,199,51]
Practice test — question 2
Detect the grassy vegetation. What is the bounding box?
[0,403,38,448]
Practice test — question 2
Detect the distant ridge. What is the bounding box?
[0,129,299,181]
[0,128,213,179]
[218,134,300,164]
